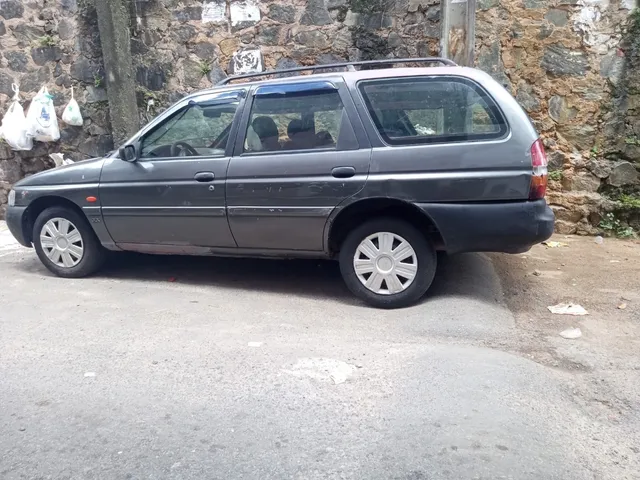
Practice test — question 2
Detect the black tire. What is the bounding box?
[339,218,437,309]
[33,206,106,278]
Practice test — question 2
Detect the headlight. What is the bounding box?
[8,190,16,207]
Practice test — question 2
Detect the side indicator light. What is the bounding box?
[86,196,98,203]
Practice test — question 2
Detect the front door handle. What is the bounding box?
[194,172,215,182]
[331,166,356,179]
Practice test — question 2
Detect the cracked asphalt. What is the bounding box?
[1,222,638,480]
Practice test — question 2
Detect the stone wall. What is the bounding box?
[0,0,112,217]
[1,0,639,233]
[129,0,441,122]
[476,0,639,235]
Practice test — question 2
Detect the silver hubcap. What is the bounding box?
[353,231,418,295]
[40,218,84,268]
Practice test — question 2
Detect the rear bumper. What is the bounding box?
[420,199,554,254]
[5,206,31,247]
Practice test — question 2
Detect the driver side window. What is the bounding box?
[140,100,239,159]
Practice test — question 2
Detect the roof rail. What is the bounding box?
[217,57,457,86]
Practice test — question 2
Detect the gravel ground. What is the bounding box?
[1,222,638,480]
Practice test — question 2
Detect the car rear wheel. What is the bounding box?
[33,206,106,278]
[339,218,437,309]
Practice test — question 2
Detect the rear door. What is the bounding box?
[226,80,371,252]
[100,90,245,248]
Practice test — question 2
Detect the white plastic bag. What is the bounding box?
[26,86,60,142]
[61,87,83,126]
[0,84,33,151]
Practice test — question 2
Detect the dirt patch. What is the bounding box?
[492,235,639,322]
[490,235,640,371]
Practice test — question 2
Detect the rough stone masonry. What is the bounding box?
[1,0,639,233]
[477,0,639,234]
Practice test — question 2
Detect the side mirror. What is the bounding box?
[119,144,139,162]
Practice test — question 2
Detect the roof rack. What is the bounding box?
[217,57,457,86]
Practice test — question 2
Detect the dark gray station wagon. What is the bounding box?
[6,58,554,308]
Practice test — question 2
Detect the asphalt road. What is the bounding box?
[0,225,632,479]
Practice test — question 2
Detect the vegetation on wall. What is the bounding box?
[199,61,213,77]
[548,170,563,182]
[600,188,640,238]
[38,35,57,47]
[599,212,636,238]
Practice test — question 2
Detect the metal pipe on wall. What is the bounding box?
[440,0,477,67]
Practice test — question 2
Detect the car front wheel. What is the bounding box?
[33,206,106,278]
[339,218,437,309]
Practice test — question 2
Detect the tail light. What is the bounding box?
[529,138,548,200]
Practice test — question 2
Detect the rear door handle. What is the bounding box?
[331,166,356,179]
[194,172,215,182]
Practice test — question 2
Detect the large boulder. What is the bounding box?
[547,151,566,170]
[608,161,638,187]
[0,159,22,184]
[565,171,601,193]
[548,96,577,123]
[557,124,596,151]
[0,0,24,20]
[301,0,332,25]
[586,159,612,179]
[541,43,587,77]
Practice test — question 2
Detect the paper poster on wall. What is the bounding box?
[230,1,261,27]
[202,1,226,23]
[232,49,263,74]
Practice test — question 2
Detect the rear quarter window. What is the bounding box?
[358,76,508,146]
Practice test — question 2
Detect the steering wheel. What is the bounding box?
[170,141,199,157]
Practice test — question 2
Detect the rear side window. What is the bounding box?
[243,88,345,153]
[359,77,508,145]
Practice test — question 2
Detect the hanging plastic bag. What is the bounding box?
[26,86,60,142]
[61,87,83,127]
[0,84,33,151]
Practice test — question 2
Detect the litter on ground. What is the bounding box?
[282,358,355,385]
[548,303,589,316]
[559,328,582,340]
[542,241,568,248]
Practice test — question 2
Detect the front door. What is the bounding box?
[226,80,370,252]
[100,91,245,249]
